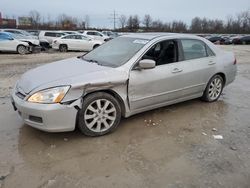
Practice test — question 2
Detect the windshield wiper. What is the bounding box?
[82,58,102,65]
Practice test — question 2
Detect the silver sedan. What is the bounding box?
[11,33,237,136]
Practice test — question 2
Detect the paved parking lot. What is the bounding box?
[0,46,250,188]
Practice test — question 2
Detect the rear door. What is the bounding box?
[176,39,217,96]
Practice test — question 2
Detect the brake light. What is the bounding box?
[233,58,237,65]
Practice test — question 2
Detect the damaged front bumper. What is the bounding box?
[11,92,79,132]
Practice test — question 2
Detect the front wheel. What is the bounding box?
[78,92,121,136]
[17,45,27,55]
[202,75,224,102]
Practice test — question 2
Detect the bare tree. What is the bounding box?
[85,15,90,29]
[132,15,140,30]
[152,19,164,31]
[127,15,133,31]
[57,14,77,29]
[29,10,41,29]
[171,20,187,33]
[119,15,127,30]
[143,14,152,30]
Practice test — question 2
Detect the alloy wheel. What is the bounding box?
[208,77,223,100]
[84,99,116,133]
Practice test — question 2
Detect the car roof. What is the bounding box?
[121,33,201,40]
[1,29,20,31]
[84,30,100,32]
[40,30,65,33]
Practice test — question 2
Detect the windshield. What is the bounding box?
[20,30,32,36]
[12,34,30,39]
[83,37,148,67]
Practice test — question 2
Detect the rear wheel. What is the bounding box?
[202,75,224,102]
[59,44,68,52]
[78,92,121,136]
[17,45,27,55]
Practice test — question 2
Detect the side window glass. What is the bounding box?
[45,32,55,37]
[81,35,88,40]
[206,45,215,57]
[96,32,102,36]
[142,40,178,66]
[75,35,82,39]
[181,39,207,60]
[0,33,9,40]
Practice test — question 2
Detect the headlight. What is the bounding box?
[27,86,70,104]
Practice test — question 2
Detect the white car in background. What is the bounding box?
[38,31,66,46]
[52,34,104,52]
[0,29,38,39]
[0,32,29,54]
[82,30,110,42]
[12,34,40,46]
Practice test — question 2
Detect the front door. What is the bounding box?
[128,40,184,111]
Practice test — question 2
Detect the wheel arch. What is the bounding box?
[93,44,100,49]
[207,72,226,87]
[216,72,226,86]
[16,44,26,51]
[83,89,126,117]
[59,43,68,48]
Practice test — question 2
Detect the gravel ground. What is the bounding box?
[0,46,250,188]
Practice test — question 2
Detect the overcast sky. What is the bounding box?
[1,0,249,28]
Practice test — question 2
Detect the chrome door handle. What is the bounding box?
[172,68,183,73]
[208,61,216,65]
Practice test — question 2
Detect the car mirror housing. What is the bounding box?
[138,59,156,69]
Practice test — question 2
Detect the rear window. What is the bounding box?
[45,32,65,37]
[45,32,56,37]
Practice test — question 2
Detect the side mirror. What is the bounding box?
[138,59,156,69]
[8,37,14,40]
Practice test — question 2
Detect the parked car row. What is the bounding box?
[0,29,119,54]
[204,34,250,45]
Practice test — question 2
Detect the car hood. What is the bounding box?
[19,38,40,45]
[17,57,121,94]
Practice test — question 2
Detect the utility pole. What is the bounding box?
[109,10,119,30]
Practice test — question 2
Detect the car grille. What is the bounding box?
[16,92,26,100]
[15,85,27,100]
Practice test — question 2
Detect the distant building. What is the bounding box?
[0,12,16,28]
[18,16,32,27]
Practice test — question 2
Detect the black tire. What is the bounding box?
[17,45,27,55]
[93,44,100,49]
[59,44,68,52]
[78,92,121,136]
[201,74,224,102]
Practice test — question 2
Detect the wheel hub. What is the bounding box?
[84,99,116,133]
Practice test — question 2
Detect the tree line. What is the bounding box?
[120,10,250,34]
[15,9,250,34]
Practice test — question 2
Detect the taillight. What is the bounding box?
[233,58,237,65]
